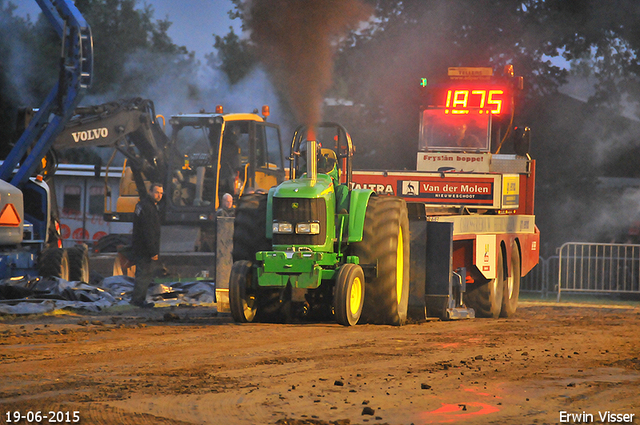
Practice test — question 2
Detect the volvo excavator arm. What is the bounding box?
[54,98,169,195]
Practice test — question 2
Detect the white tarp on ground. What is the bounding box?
[0,275,216,315]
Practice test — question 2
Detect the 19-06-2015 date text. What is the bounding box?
[5,411,80,423]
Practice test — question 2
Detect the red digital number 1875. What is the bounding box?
[445,89,505,114]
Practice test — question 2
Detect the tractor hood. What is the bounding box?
[272,174,334,199]
[267,174,336,251]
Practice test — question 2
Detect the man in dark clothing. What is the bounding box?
[130,182,163,308]
[216,192,235,217]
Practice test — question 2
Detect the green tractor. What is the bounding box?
[229,123,410,325]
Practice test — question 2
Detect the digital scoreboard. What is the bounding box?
[444,88,509,115]
[421,67,515,116]
[426,86,512,115]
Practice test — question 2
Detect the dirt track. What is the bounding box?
[1,301,639,425]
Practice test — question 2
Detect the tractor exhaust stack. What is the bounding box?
[307,127,317,183]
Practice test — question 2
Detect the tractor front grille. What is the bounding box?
[272,197,326,246]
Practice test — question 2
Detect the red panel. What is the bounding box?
[519,227,541,275]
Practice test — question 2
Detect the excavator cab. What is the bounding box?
[95,104,286,258]
[162,109,285,225]
[98,103,285,236]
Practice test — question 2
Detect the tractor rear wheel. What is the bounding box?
[465,247,505,318]
[352,196,410,325]
[334,263,365,326]
[67,244,89,282]
[232,192,270,262]
[229,260,258,323]
[500,243,521,317]
[38,247,70,281]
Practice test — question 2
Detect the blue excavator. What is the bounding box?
[0,0,93,281]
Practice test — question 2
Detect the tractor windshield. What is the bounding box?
[419,109,490,152]
[291,124,352,183]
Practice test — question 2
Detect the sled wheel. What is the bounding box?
[96,234,131,253]
[501,243,521,317]
[334,263,365,326]
[466,247,505,318]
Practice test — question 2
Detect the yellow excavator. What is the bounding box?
[54,98,286,277]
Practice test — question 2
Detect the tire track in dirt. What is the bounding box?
[1,304,639,424]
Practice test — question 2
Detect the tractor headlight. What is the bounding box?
[273,221,293,234]
[296,222,321,235]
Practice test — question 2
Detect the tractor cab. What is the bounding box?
[288,123,354,214]
[266,123,355,254]
[295,141,339,178]
[289,123,354,184]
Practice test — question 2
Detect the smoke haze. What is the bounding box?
[245,0,371,130]
[6,1,640,254]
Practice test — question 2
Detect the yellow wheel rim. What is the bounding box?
[396,227,404,305]
[350,276,363,316]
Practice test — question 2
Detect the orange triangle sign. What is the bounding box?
[0,203,21,227]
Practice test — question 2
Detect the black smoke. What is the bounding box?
[244,0,372,130]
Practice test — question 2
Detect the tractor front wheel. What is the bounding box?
[334,263,365,326]
[229,260,258,323]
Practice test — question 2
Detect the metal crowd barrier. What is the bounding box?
[521,256,558,297]
[556,242,640,301]
[470,242,640,301]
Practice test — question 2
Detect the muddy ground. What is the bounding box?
[1,300,639,425]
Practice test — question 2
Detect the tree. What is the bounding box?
[0,0,197,163]
[216,0,574,166]
[530,0,640,114]
[207,27,256,85]
[213,0,640,250]
[73,0,195,97]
